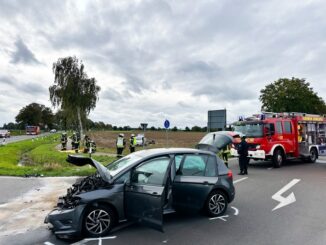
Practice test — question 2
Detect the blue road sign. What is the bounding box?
[164,120,170,129]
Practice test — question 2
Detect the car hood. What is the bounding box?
[196,131,234,153]
[66,155,111,182]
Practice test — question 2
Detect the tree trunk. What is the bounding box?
[76,106,84,145]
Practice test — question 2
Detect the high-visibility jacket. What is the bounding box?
[130,137,137,147]
[117,137,124,148]
[222,145,230,154]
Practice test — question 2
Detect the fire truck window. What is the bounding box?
[276,121,283,134]
[266,123,275,135]
[283,121,292,134]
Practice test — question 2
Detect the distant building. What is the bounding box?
[207,109,226,132]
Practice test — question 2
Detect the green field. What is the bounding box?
[0,134,116,176]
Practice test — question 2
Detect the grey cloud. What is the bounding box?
[102,89,123,101]
[10,38,40,64]
[178,101,192,109]
[122,74,148,94]
[192,84,256,101]
[20,82,46,95]
[178,61,223,80]
[0,74,46,96]
[0,75,15,85]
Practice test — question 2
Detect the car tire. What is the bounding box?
[205,190,228,217]
[83,205,115,237]
[273,148,284,168]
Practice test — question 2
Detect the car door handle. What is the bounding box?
[152,192,158,195]
[203,181,209,185]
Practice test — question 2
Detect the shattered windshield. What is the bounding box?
[232,122,263,137]
[106,154,142,176]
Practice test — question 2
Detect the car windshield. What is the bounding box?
[106,154,142,177]
[232,122,263,137]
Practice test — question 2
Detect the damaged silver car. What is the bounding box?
[45,131,235,239]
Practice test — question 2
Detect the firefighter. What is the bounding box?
[84,135,90,153]
[221,144,230,167]
[116,133,126,157]
[129,134,137,153]
[71,132,80,153]
[237,135,249,175]
[84,135,97,153]
[298,124,303,142]
[61,132,67,151]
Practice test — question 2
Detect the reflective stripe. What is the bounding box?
[117,137,124,147]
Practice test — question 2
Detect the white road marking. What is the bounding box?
[44,242,55,245]
[233,177,248,184]
[317,160,326,164]
[231,206,239,216]
[209,215,229,221]
[267,167,273,170]
[272,179,301,211]
[71,236,117,245]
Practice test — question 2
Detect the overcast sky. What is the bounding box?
[1,0,326,128]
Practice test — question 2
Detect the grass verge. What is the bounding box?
[0,134,116,177]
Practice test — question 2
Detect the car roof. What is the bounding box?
[132,147,215,158]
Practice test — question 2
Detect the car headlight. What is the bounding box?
[256,145,261,149]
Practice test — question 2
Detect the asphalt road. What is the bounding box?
[2,132,53,144]
[1,157,326,245]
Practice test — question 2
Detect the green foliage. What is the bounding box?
[49,56,101,132]
[260,77,326,114]
[15,103,54,129]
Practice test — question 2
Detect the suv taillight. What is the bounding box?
[227,169,233,180]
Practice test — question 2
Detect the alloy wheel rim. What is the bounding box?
[209,194,226,215]
[86,209,111,234]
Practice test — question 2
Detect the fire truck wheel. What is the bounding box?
[308,148,318,163]
[273,148,284,168]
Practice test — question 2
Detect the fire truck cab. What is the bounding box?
[230,112,326,168]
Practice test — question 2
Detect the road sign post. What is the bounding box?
[164,120,170,147]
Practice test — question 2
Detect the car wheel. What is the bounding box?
[83,205,115,237]
[307,148,317,163]
[205,190,228,217]
[273,149,284,168]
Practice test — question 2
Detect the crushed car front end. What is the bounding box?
[45,172,111,239]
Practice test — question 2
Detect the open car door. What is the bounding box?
[124,156,171,231]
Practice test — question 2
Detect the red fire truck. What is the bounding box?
[230,112,326,167]
[26,125,41,135]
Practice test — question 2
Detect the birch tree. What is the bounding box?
[49,56,100,139]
